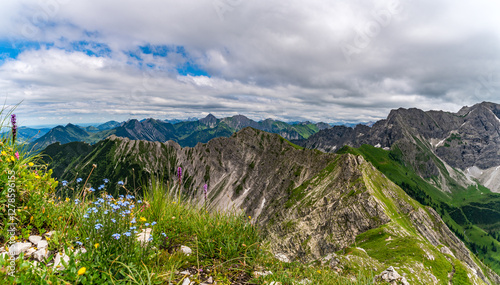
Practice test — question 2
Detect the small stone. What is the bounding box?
[253,271,273,278]
[180,245,192,256]
[29,235,43,245]
[269,282,282,285]
[9,242,32,256]
[297,278,312,284]
[206,276,214,283]
[37,240,49,249]
[25,247,37,257]
[53,252,70,270]
[179,270,191,275]
[181,277,194,285]
[375,266,409,285]
[34,248,48,262]
[274,253,290,263]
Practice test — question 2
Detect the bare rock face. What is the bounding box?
[300,102,500,175]
[263,154,390,262]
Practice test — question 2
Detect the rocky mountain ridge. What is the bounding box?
[43,127,500,284]
[299,101,500,193]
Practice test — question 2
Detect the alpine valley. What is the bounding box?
[40,102,500,284]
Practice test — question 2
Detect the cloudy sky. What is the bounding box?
[1,0,499,126]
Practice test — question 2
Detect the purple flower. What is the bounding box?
[118,181,124,186]
[11,114,17,143]
[76,178,83,183]
[112,233,120,240]
[103,178,109,183]
[62,180,68,187]
[203,184,208,200]
[177,167,182,183]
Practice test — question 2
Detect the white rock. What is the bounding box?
[180,245,192,256]
[375,266,409,285]
[253,271,273,277]
[297,279,312,284]
[34,248,48,262]
[439,246,456,258]
[9,242,32,256]
[179,270,191,275]
[37,240,49,249]
[53,252,70,270]
[29,235,42,245]
[181,277,194,285]
[274,253,290,263]
[25,247,37,257]
[269,282,282,285]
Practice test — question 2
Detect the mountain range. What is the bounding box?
[39,102,500,283]
[42,127,500,284]
[30,115,330,150]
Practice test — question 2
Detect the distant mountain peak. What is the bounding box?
[200,114,218,126]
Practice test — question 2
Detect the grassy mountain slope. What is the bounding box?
[338,144,500,275]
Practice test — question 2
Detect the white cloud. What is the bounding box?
[0,0,499,126]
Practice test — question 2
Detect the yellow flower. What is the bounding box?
[30,216,33,222]
[1,151,6,156]
[65,197,70,202]
[139,217,147,222]
[46,237,50,241]
[77,267,86,276]
[94,243,99,249]
[28,162,34,167]
[10,156,15,161]
[248,216,252,219]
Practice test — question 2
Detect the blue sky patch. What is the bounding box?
[70,41,112,57]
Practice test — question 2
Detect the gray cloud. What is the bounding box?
[1,0,499,126]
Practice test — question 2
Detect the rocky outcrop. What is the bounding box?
[374,266,410,285]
